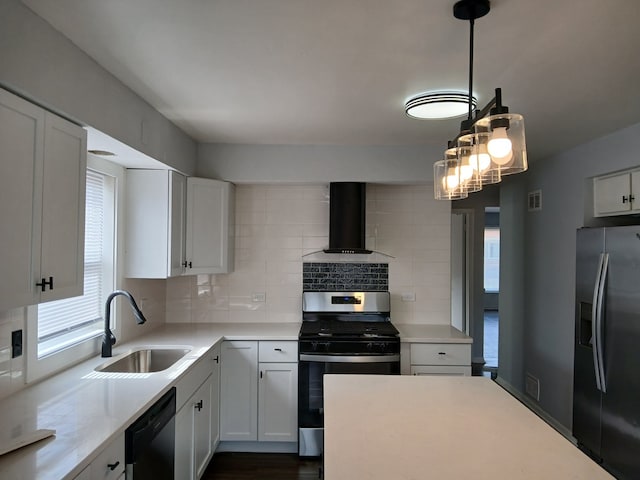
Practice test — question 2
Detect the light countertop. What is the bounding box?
[323,375,612,479]
[0,322,300,480]
[395,323,472,343]
[0,321,471,479]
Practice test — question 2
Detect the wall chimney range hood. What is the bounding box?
[324,182,372,254]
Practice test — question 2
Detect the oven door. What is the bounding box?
[298,353,400,456]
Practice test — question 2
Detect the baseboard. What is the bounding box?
[216,441,298,454]
[495,376,575,443]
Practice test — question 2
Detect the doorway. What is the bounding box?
[483,207,500,370]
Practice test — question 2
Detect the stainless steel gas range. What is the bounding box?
[298,291,400,457]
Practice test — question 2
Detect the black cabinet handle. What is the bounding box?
[183,261,193,268]
[438,352,446,355]
[214,355,219,363]
[260,371,263,379]
[35,276,53,292]
[195,400,203,411]
[274,348,282,352]
[107,461,120,471]
[623,195,629,204]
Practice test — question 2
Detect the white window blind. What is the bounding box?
[37,169,106,356]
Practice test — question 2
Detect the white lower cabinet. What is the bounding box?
[73,433,125,480]
[220,340,298,445]
[258,362,298,442]
[175,344,220,480]
[409,343,471,376]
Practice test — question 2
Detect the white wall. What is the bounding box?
[166,183,452,325]
[500,121,640,428]
[0,0,196,175]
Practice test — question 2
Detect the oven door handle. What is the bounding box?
[299,354,400,363]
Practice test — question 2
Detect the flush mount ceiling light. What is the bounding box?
[405,92,477,119]
[425,0,528,200]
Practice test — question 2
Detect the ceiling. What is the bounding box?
[20,0,640,162]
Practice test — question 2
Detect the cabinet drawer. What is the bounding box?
[411,365,471,376]
[91,433,124,480]
[410,343,470,366]
[259,341,298,363]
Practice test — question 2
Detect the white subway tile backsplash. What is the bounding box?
[166,183,451,327]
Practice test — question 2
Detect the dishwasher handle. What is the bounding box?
[125,387,176,464]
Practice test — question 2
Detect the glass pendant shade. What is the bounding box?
[434,159,467,200]
[460,131,501,185]
[450,145,482,193]
[475,112,527,176]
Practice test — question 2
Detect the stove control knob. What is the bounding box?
[367,342,373,352]
[311,341,318,351]
[378,342,386,352]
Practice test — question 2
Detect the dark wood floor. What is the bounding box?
[202,452,322,480]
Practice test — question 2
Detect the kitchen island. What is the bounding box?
[324,375,612,479]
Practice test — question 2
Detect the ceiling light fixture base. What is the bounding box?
[453,0,490,21]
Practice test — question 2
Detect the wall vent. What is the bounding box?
[525,373,540,401]
[528,189,542,211]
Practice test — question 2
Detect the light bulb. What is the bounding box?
[470,152,491,172]
[443,166,459,191]
[488,127,513,164]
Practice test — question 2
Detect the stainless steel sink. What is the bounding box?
[95,347,191,373]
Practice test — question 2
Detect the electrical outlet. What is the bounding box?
[11,330,22,358]
[401,292,416,302]
[252,292,266,302]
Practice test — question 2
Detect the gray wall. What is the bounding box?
[197,143,442,183]
[500,121,640,428]
[0,0,196,174]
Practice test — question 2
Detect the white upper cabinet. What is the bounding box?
[125,169,187,278]
[0,88,86,311]
[594,170,640,217]
[125,173,234,278]
[185,177,235,275]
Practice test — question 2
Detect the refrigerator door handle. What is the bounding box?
[591,253,605,392]
[595,252,609,393]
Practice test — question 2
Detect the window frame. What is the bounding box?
[25,155,125,383]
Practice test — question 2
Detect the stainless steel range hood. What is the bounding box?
[323,182,372,254]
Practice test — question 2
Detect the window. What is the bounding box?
[27,156,121,382]
[484,227,500,292]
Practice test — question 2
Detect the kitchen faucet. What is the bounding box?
[102,290,147,357]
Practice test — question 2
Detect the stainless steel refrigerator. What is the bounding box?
[574,226,640,479]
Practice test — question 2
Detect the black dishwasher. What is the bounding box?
[125,387,176,479]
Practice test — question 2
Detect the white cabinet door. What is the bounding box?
[40,112,87,303]
[220,341,258,441]
[594,172,632,216]
[125,169,186,278]
[0,89,44,310]
[0,88,86,310]
[168,170,187,276]
[194,375,213,479]
[258,362,298,442]
[185,178,235,274]
[211,343,221,449]
[175,394,195,480]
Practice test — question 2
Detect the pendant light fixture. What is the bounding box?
[426,0,527,200]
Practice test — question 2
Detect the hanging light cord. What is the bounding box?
[467,17,475,122]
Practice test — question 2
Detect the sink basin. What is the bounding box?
[95,347,191,373]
